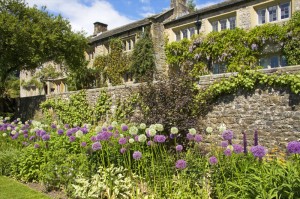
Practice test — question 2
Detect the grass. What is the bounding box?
[0,176,51,199]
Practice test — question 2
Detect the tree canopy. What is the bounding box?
[0,0,88,96]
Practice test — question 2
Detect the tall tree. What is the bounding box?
[0,0,88,96]
[186,0,196,13]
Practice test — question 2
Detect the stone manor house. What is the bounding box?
[20,0,300,97]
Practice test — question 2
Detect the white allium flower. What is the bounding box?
[155,124,164,132]
[95,126,101,132]
[3,133,7,137]
[111,121,118,128]
[19,130,24,134]
[86,124,91,129]
[119,134,124,138]
[206,127,213,133]
[138,134,147,142]
[149,124,156,129]
[18,121,22,125]
[30,129,35,133]
[57,125,61,129]
[170,127,179,134]
[188,128,197,135]
[148,128,156,137]
[25,121,28,125]
[5,117,10,121]
[129,138,135,144]
[11,130,17,135]
[17,118,21,121]
[73,123,78,127]
[139,123,146,129]
[7,126,11,131]
[15,127,19,131]
[219,123,226,132]
[129,126,138,135]
[76,130,83,138]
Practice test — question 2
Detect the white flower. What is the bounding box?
[73,123,78,127]
[206,127,213,133]
[76,130,83,138]
[25,121,28,125]
[139,123,146,129]
[19,130,24,134]
[188,128,197,135]
[17,118,21,121]
[149,124,156,129]
[57,125,61,129]
[129,126,138,135]
[111,121,118,128]
[95,126,101,132]
[138,134,147,142]
[170,127,179,135]
[148,128,156,137]
[11,130,17,135]
[5,117,10,121]
[219,123,226,132]
[119,134,124,138]
[155,124,164,132]
[3,133,7,137]
[18,121,22,125]
[15,127,19,131]
[85,124,91,129]
[129,138,135,144]
[7,126,11,131]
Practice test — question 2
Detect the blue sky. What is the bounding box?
[26,0,223,35]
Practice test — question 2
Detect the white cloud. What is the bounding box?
[26,0,134,36]
[196,0,224,9]
[140,12,156,18]
[139,0,150,3]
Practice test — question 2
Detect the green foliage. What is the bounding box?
[0,148,21,176]
[130,29,155,82]
[4,76,20,98]
[93,38,131,86]
[114,94,140,122]
[186,0,196,13]
[0,0,87,95]
[94,90,112,122]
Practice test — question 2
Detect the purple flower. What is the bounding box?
[69,136,76,142]
[251,43,258,51]
[118,137,127,145]
[121,125,128,132]
[120,147,126,154]
[222,130,233,141]
[186,133,194,141]
[81,127,88,134]
[34,143,40,149]
[176,145,183,152]
[22,142,28,146]
[134,135,139,142]
[209,156,218,165]
[287,141,300,154]
[133,151,142,160]
[92,142,102,151]
[90,136,97,142]
[64,124,70,129]
[51,124,57,129]
[154,135,166,143]
[147,140,154,146]
[66,129,73,137]
[250,145,267,158]
[81,142,87,147]
[97,131,113,141]
[194,134,203,143]
[42,134,50,141]
[221,141,228,148]
[57,129,64,135]
[29,136,36,141]
[175,159,187,170]
[224,149,232,156]
[233,144,243,154]
[108,126,114,131]
[23,133,28,138]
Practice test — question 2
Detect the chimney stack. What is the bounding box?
[170,0,188,18]
[93,22,108,36]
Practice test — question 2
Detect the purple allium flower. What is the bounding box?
[194,134,203,143]
[92,142,102,151]
[134,135,139,142]
[224,149,232,156]
[154,135,166,143]
[120,147,126,154]
[175,159,187,170]
[233,144,243,154]
[243,131,248,154]
[81,127,88,134]
[254,130,258,146]
[176,145,183,152]
[147,140,154,146]
[121,124,128,132]
[221,141,228,148]
[69,136,76,142]
[222,130,233,141]
[81,142,87,147]
[66,129,73,137]
[102,127,107,132]
[23,133,28,138]
[90,136,97,142]
[64,124,70,129]
[186,133,194,141]
[133,151,142,160]
[22,142,28,146]
[250,145,267,158]
[118,137,127,145]
[51,124,57,129]
[42,134,50,141]
[29,136,35,141]
[34,143,40,149]
[108,125,114,131]
[209,156,218,165]
[287,141,300,154]
[97,131,113,141]
[57,129,64,135]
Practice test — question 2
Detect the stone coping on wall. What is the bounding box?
[198,65,300,86]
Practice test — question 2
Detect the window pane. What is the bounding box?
[212,21,218,32]
[213,63,219,74]
[270,56,279,68]
[128,40,131,50]
[220,19,227,30]
[281,3,290,19]
[189,27,195,38]
[281,55,287,67]
[258,9,266,24]
[260,57,269,68]
[268,6,277,22]
[175,31,181,41]
[182,29,188,39]
[229,17,236,30]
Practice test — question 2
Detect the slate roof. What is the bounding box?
[89,8,174,44]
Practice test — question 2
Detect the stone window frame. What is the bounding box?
[259,54,287,69]
[255,1,291,25]
[208,12,237,32]
[173,25,197,41]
